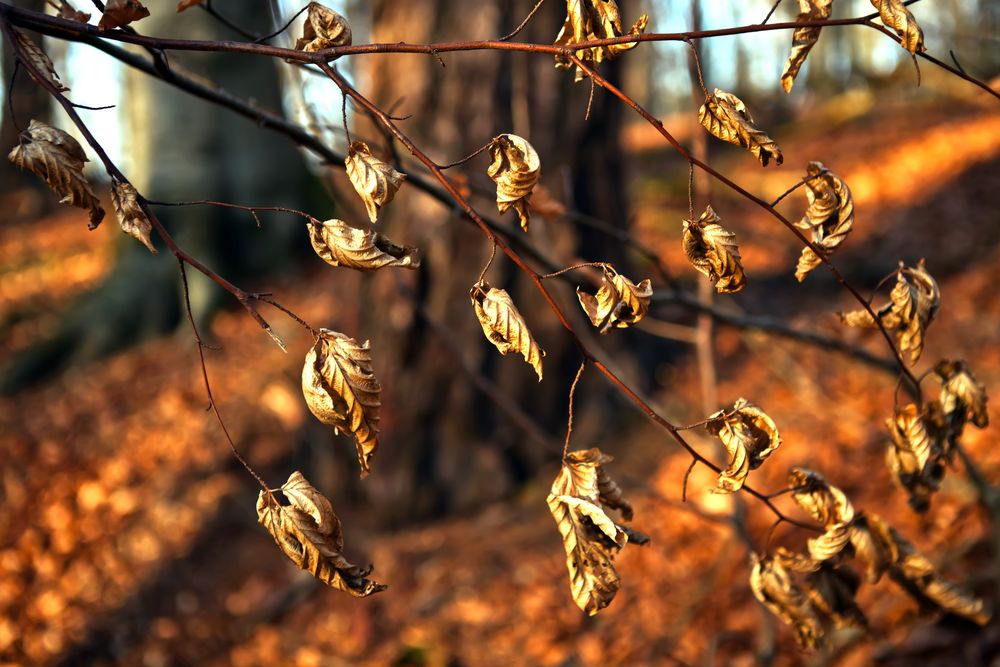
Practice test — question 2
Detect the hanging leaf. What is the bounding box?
[781,0,833,92]
[110,179,156,254]
[870,0,926,54]
[789,467,856,562]
[704,398,781,494]
[885,401,951,513]
[553,0,648,82]
[55,2,91,23]
[849,512,899,584]
[487,134,540,232]
[308,218,419,271]
[793,162,855,282]
[344,141,405,223]
[682,205,746,293]
[98,0,150,30]
[576,264,652,334]
[12,28,68,92]
[302,329,381,478]
[698,89,783,167]
[471,280,545,381]
[750,553,825,649]
[805,565,867,631]
[935,359,989,430]
[547,448,646,615]
[257,472,386,596]
[8,120,104,229]
[295,2,352,52]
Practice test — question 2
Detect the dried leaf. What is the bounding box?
[547,449,645,615]
[55,1,91,22]
[576,264,652,334]
[750,553,825,649]
[682,205,746,293]
[98,0,150,30]
[308,218,419,271]
[849,512,898,583]
[110,180,156,254]
[344,141,405,223]
[295,2,352,52]
[553,0,648,82]
[471,280,545,381]
[257,472,386,596]
[789,467,856,561]
[8,120,104,229]
[487,134,540,232]
[886,401,950,513]
[794,162,855,281]
[805,565,867,631]
[935,359,989,429]
[176,0,203,12]
[699,89,783,167]
[870,0,926,54]
[12,28,68,92]
[302,329,381,478]
[705,398,781,494]
[781,0,833,92]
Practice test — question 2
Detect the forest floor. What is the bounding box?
[2,89,1000,667]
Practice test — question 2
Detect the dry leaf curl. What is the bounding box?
[576,264,652,333]
[295,2,352,52]
[935,359,988,430]
[682,204,746,293]
[750,553,825,649]
[553,0,648,81]
[781,0,833,92]
[98,0,150,30]
[790,468,856,562]
[111,180,156,254]
[257,471,386,596]
[471,280,545,381]
[699,89,783,166]
[547,449,646,615]
[308,218,419,271]
[487,134,540,232]
[302,329,381,478]
[344,141,405,223]
[55,1,91,22]
[705,398,781,494]
[8,120,104,229]
[870,0,926,54]
[885,402,943,512]
[12,28,68,92]
[794,162,855,281]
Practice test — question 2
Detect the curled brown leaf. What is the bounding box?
[750,553,825,649]
[487,134,540,232]
[576,264,652,334]
[870,0,926,54]
[553,0,648,82]
[98,0,150,30]
[682,205,746,293]
[471,280,545,381]
[295,2,352,52]
[344,141,405,223]
[781,0,833,93]
[794,162,855,282]
[935,359,989,430]
[111,180,157,254]
[12,28,68,92]
[55,1,91,23]
[705,398,781,494]
[308,218,419,271]
[699,89,783,166]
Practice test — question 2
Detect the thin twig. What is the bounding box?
[540,261,607,279]
[499,0,548,41]
[681,458,697,502]
[562,361,587,459]
[768,169,829,208]
[438,138,494,170]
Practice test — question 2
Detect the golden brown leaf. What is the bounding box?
[257,472,386,596]
[682,205,746,293]
[308,218,419,271]
[805,565,867,631]
[935,359,989,429]
[471,280,545,381]
[698,89,783,166]
[487,134,540,232]
[781,0,833,92]
[344,141,405,223]
[8,120,104,229]
[870,0,925,54]
[849,512,898,583]
[12,28,68,92]
[750,553,825,649]
[885,401,949,513]
[295,2,352,52]
[553,0,648,82]
[547,449,645,615]
[110,180,156,254]
[576,264,652,334]
[705,398,781,494]
[302,329,381,478]
[789,467,856,562]
[794,162,855,281]
[54,1,91,22]
[98,0,150,30]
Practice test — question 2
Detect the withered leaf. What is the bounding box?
[554,0,648,82]
[870,0,926,54]
[98,0,150,30]
[308,218,419,271]
[794,162,855,281]
[849,511,898,583]
[12,28,68,92]
[750,553,825,649]
[344,141,405,223]
[781,0,833,93]
[699,89,783,166]
[111,179,156,254]
[885,402,948,513]
[682,205,746,293]
[55,1,91,22]
[547,448,645,615]
[935,359,989,430]
[805,565,867,631]
[257,472,386,596]
[790,467,856,562]
[705,398,781,494]
[295,2,352,52]
[302,329,381,478]
[471,280,545,381]
[487,134,540,232]
[8,120,104,229]
[576,264,652,334]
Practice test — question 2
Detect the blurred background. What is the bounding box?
[1,0,999,664]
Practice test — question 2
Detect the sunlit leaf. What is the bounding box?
[935,359,989,430]
[699,89,783,166]
[576,264,652,334]
[781,0,833,93]
[682,204,746,293]
[471,280,545,381]
[793,162,854,282]
[487,134,540,232]
[344,141,405,223]
[870,0,925,54]
[308,218,419,271]
[98,0,150,30]
[553,0,648,82]
[705,398,781,494]
[110,180,156,254]
[295,2,352,52]
[750,552,825,649]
